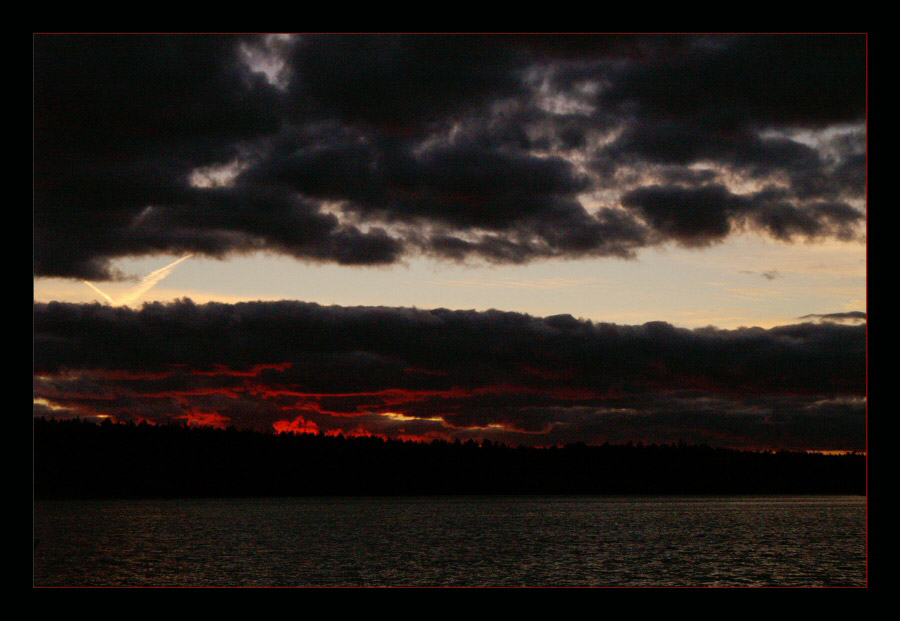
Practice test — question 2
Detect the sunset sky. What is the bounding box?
[33,34,866,450]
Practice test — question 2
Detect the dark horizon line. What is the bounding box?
[32,415,866,455]
[33,417,866,500]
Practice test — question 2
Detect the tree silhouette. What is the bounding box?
[33,417,865,499]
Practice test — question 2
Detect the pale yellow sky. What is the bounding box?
[34,231,865,330]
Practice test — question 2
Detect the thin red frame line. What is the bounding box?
[33,31,869,589]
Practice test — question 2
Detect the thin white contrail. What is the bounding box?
[82,280,115,305]
[83,254,194,307]
[117,254,194,306]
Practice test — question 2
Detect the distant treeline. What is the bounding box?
[33,418,865,499]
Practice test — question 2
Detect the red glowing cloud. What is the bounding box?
[273,416,320,435]
[32,300,866,450]
[174,411,231,429]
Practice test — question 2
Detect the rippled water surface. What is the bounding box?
[33,496,865,586]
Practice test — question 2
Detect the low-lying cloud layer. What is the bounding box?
[798,311,867,323]
[33,300,866,450]
[34,34,866,280]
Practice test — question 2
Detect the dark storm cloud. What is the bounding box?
[34,300,865,449]
[602,120,823,173]
[33,34,866,280]
[33,35,285,279]
[247,128,592,230]
[287,34,525,132]
[600,34,865,129]
[798,311,867,323]
[135,185,405,265]
[440,395,866,451]
[621,184,863,246]
[422,204,649,263]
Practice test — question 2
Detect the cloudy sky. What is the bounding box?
[33,34,866,450]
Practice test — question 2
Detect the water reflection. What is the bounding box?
[33,496,866,586]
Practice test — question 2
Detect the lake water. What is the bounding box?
[33,496,866,587]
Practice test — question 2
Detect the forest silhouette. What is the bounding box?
[33,418,865,498]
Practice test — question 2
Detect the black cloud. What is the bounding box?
[798,311,867,323]
[621,184,863,246]
[287,35,524,132]
[33,300,865,449]
[601,34,865,129]
[33,34,866,280]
